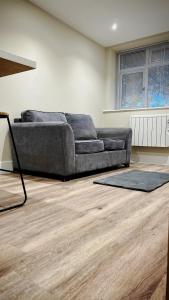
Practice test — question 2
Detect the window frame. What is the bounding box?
[117,42,169,110]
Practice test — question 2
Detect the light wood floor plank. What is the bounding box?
[0,163,168,299]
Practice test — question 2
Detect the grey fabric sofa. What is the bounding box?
[12,110,132,180]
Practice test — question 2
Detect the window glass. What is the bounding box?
[118,42,169,109]
[120,50,146,70]
[148,66,164,107]
[121,72,145,108]
[164,46,169,62]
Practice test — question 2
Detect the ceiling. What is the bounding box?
[29,0,169,47]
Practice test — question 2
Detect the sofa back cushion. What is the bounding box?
[21,110,67,123]
[66,113,97,140]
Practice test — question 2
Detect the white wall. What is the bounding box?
[0,0,105,162]
[104,48,117,110]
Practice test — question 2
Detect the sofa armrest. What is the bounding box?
[96,127,132,140]
[96,128,132,164]
[11,122,75,176]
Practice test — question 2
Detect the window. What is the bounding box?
[117,42,169,109]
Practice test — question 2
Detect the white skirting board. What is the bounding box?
[0,161,13,173]
[132,153,169,166]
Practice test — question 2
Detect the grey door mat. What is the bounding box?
[93,170,169,192]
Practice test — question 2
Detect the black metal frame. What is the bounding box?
[0,114,27,212]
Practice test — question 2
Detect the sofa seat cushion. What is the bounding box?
[75,150,126,174]
[75,140,104,154]
[101,138,125,150]
[21,110,67,123]
[66,113,97,140]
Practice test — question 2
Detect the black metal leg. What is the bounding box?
[166,221,169,299]
[0,116,27,212]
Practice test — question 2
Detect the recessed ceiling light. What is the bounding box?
[111,23,118,31]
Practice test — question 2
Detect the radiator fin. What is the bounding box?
[130,114,169,147]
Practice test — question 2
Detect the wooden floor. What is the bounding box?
[0,164,168,300]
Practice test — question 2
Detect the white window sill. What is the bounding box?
[103,106,169,113]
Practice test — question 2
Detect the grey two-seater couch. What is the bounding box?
[12,110,132,180]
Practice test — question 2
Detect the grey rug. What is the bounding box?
[94,170,169,192]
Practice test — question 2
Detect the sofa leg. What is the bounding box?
[124,163,130,168]
[62,176,71,182]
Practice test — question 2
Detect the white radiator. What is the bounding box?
[130,114,169,147]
